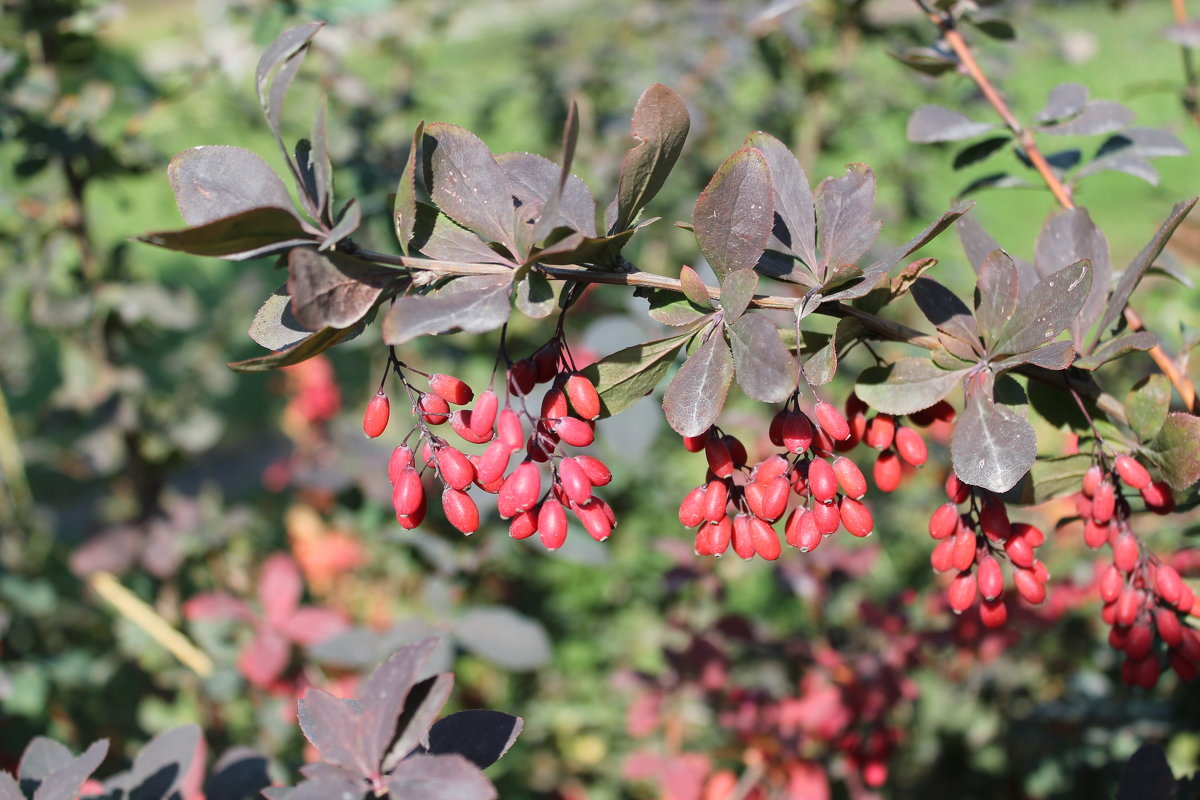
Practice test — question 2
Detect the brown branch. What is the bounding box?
[917,1,1197,415]
[354,248,1126,424]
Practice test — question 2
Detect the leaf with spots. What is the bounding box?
[693,148,775,280]
[993,259,1091,357]
[951,373,1037,493]
[422,123,518,256]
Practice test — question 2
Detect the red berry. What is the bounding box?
[1156,607,1184,648]
[753,455,790,483]
[979,497,1011,541]
[724,436,748,467]
[703,480,729,522]
[532,343,560,384]
[476,440,514,487]
[1003,533,1034,569]
[468,390,497,436]
[1169,649,1198,682]
[978,554,1003,600]
[749,516,781,561]
[497,409,524,450]
[363,391,390,438]
[732,515,756,560]
[429,374,473,405]
[683,430,710,452]
[1092,480,1115,524]
[948,571,978,614]
[1141,480,1175,514]
[575,455,612,486]
[894,426,927,467]
[865,413,895,450]
[556,417,595,447]
[557,457,593,506]
[442,488,479,534]
[811,499,841,534]
[1115,588,1142,627]
[930,538,955,573]
[945,472,970,504]
[392,467,424,519]
[700,516,732,556]
[509,508,538,539]
[873,450,902,493]
[1156,564,1184,606]
[388,446,414,485]
[980,598,1007,628]
[831,457,867,500]
[576,497,615,542]
[1113,532,1140,573]
[541,386,569,422]
[839,497,874,537]
[418,393,451,425]
[565,374,601,420]
[785,508,822,552]
[929,503,959,540]
[814,400,850,441]
[1013,567,1046,605]
[1132,655,1161,689]
[702,436,732,478]
[951,527,977,572]
[397,493,427,530]
[436,446,475,491]
[808,458,838,504]
[679,486,707,527]
[1081,465,1103,498]
[1083,518,1111,549]
[1100,564,1124,604]
[497,461,541,518]
[450,410,493,444]
[508,359,537,396]
[782,411,814,454]
[769,410,787,447]
[745,476,789,523]
[1115,454,1151,490]
[538,499,569,550]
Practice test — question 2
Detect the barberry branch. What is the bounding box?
[916,1,1199,414]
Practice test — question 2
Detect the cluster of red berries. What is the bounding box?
[677,396,874,560]
[840,394,951,492]
[362,342,616,549]
[1072,456,1199,687]
[928,475,1050,628]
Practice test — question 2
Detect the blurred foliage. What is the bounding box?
[3,0,1200,797]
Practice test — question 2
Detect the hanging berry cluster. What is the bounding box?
[1073,456,1200,687]
[840,393,952,493]
[677,393,874,559]
[363,337,615,550]
[927,476,1050,628]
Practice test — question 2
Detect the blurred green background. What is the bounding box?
[2,0,1200,797]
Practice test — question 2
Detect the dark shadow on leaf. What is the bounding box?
[426,711,523,770]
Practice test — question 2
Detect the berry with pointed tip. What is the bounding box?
[838,394,868,452]
[1113,531,1140,573]
[782,411,814,454]
[873,449,902,493]
[865,413,895,450]
[418,394,451,425]
[1114,454,1151,490]
[557,457,593,506]
[388,446,414,485]
[537,500,569,550]
[1013,567,1046,605]
[497,461,541,518]
[929,503,959,540]
[540,386,569,423]
[894,426,927,467]
[467,390,498,437]
[832,456,867,499]
[427,374,473,405]
[436,446,475,491]
[700,516,732,556]
[814,400,851,441]
[450,410,493,444]
[363,391,390,438]
[574,498,614,542]
[574,455,612,486]
[785,508,822,552]
[556,417,595,447]
[565,374,601,420]
[811,498,841,534]
[839,497,874,537]
[948,571,978,614]
[393,467,425,519]
[679,486,707,528]
[509,508,538,539]
[978,555,1004,601]
[442,488,479,534]
[705,436,734,478]
[747,476,790,522]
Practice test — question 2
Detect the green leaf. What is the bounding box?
[395,122,425,256]
[580,333,693,418]
[855,358,969,415]
[719,269,758,322]
[693,148,775,279]
[1127,375,1172,442]
[645,291,713,327]
[1148,412,1200,489]
[514,272,559,319]
[728,314,795,403]
[381,275,513,346]
[663,331,735,437]
[803,318,860,386]
[1019,454,1095,504]
[138,207,314,261]
[951,374,1037,493]
[608,84,690,234]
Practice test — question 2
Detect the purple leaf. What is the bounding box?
[744,131,817,270]
[1034,83,1088,123]
[167,146,299,228]
[0,773,20,800]
[383,674,456,772]
[678,266,714,309]
[356,640,440,774]
[1149,412,1200,489]
[117,725,202,800]
[993,339,1077,371]
[227,325,358,374]
[974,250,1020,350]
[385,754,496,800]
[907,105,996,143]
[259,554,303,627]
[424,711,523,770]
[319,199,362,251]
[956,215,1039,294]
[609,84,690,234]
[855,359,970,415]
[718,269,758,322]
[138,207,314,261]
[579,332,696,419]
[19,739,72,783]
[995,260,1091,356]
[496,152,596,238]
[728,314,794,403]
[1037,100,1134,136]
[381,275,513,346]
[414,210,514,266]
[423,123,518,254]
[815,164,880,280]
[255,22,324,141]
[269,777,364,800]
[693,148,774,279]
[287,248,396,331]
[1074,330,1158,371]
[663,331,735,437]
[951,374,1036,493]
[1033,207,1110,343]
[910,278,981,349]
[239,628,292,689]
[395,122,426,256]
[297,690,365,772]
[453,607,551,671]
[205,747,270,800]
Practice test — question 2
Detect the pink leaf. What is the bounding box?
[259,553,303,626]
[182,593,252,622]
[280,606,350,646]
[239,627,292,688]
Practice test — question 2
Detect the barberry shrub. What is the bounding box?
[131,6,1200,793]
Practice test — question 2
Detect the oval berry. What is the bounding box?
[952,527,977,572]
[1081,464,1103,498]
[1115,454,1151,490]
[894,426,927,467]
[832,456,867,500]
[392,467,425,519]
[575,454,612,486]
[679,485,707,528]
[1115,587,1142,627]
[1141,480,1175,514]
[1100,564,1124,604]
[945,472,970,504]
[1091,480,1115,524]
[948,570,978,614]
[683,430,711,453]
[768,410,787,447]
[785,508,822,552]
[532,344,560,384]
[450,410,493,444]
[872,449,902,493]
[476,440,514,487]
[702,516,733,556]
[508,359,537,396]
[811,498,841,534]
[418,393,451,425]
[703,480,729,522]
[1113,531,1140,573]
[1155,563,1184,606]
[436,446,475,491]
[509,508,538,540]
[749,516,781,561]
[980,597,1007,628]
[978,554,1004,601]
[839,496,874,537]
[1156,607,1184,648]
[363,391,390,438]
[864,413,895,450]
[565,374,601,420]
[538,500,569,550]
[1012,567,1046,605]
[782,411,814,454]
[705,436,734,478]
[928,503,959,540]
[429,374,473,405]
[753,455,790,484]
[556,417,595,447]
[814,400,850,441]
[442,487,479,534]
[808,458,838,504]
[497,461,541,518]
[978,497,1011,541]
[1083,519,1111,549]
[557,457,593,506]
[388,446,414,485]
[930,538,955,573]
